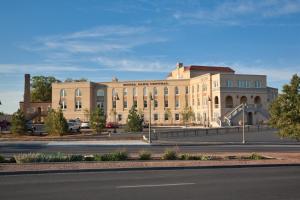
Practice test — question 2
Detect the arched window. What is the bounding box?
[75,88,81,97]
[143,87,147,96]
[164,87,168,96]
[254,96,261,106]
[175,86,179,95]
[240,96,247,104]
[225,96,233,108]
[97,89,104,97]
[60,89,66,97]
[214,96,219,108]
[153,87,158,96]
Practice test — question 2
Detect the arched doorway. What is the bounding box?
[247,112,253,125]
[240,96,247,104]
[225,96,233,108]
[254,96,261,107]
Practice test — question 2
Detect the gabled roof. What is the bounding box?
[184,65,235,73]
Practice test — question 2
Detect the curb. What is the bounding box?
[1,163,300,176]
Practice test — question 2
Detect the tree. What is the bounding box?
[11,109,26,134]
[31,76,60,102]
[164,108,172,124]
[83,108,90,122]
[126,106,143,132]
[269,74,300,141]
[180,106,195,126]
[44,109,68,136]
[90,107,106,134]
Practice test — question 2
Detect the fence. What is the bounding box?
[152,125,274,140]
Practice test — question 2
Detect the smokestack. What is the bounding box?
[24,74,31,115]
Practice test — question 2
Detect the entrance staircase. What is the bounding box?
[223,104,269,126]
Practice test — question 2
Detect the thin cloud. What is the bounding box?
[173,0,300,26]
[95,56,173,72]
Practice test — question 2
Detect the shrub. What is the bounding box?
[248,153,265,160]
[45,109,68,136]
[99,150,128,161]
[90,107,106,134]
[162,149,178,160]
[14,153,69,163]
[179,154,188,160]
[100,153,115,161]
[11,109,26,134]
[69,154,84,162]
[84,155,95,161]
[0,155,5,163]
[188,155,201,160]
[125,106,143,132]
[112,150,128,161]
[139,150,152,160]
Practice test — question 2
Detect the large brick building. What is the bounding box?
[48,63,278,127]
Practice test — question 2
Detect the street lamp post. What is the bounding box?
[113,93,119,133]
[148,93,153,144]
[207,96,211,128]
[242,103,246,144]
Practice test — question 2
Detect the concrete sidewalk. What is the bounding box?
[0,140,149,146]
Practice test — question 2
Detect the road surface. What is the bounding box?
[0,166,299,200]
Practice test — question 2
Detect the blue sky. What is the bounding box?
[1,0,300,114]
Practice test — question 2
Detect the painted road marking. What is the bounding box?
[116,182,195,188]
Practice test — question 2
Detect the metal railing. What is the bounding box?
[152,125,273,140]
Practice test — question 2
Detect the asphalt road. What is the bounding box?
[0,166,299,200]
[1,143,300,156]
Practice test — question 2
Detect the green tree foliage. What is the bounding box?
[126,106,143,132]
[31,76,60,102]
[45,109,68,136]
[180,106,195,126]
[0,112,4,116]
[11,109,26,134]
[269,74,300,141]
[90,107,106,133]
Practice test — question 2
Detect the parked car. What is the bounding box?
[105,122,119,129]
[68,119,81,126]
[68,122,80,132]
[80,122,90,129]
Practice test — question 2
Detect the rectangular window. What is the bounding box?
[164,113,169,120]
[143,100,147,108]
[118,114,122,121]
[133,100,137,108]
[112,100,116,108]
[123,100,127,109]
[154,100,158,108]
[154,114,158,121]
[75,100,82,110]
[175,99,180,108]
[255,80,262,88]
[226,80,233,87]
[185,86,189,94]
[197,98,200,106]
[97,102,104,108]
[175,113,179,121]
[164,100,168,107]
[61,101,67,110]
